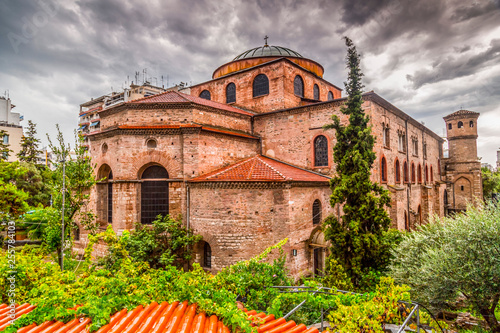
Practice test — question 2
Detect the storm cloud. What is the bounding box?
[0,0,499,165]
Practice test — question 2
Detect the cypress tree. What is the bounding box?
[323,37,392,290]
[18,120,42,164]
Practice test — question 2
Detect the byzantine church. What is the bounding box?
[77,40,482,276]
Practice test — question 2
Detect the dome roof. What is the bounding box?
[233,45,303,61]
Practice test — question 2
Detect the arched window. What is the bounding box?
[448,123,452,130]
[430,165,434,182]
[469,120,474,127]
[425,165,429,183]
[458,121,463,128]
[327,91,334,101]
[107,171,113,224]
[417,205,422,224]
[253,74,269,97]
[395,159,401,183]
[199,90,211,100]
[403,161,409,183]
[74,227,80,241]
[294,75,304,97]
[97,164,113,225]
[314,135,328,167]
[411,163,416,183]
[381,157,387,182]
[444,189,448,205]
[141,165,169,224]
[418,164,422,183]
[404,211,409,231]
[312,200,321,225]
[226,83,236,104]
[204,242,212,268]
[313,84,320,100]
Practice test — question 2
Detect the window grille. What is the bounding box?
[395,159,401,183]
[226,83,236,103]
[294,75,304,97]
[141,165,169,224]
[204,242,212,268]
[381,157,387,182]
[312,200,321,224]
[314,135,328,167]
[313,84,320,100]
[253,74,269,97]
[199,90,211,100]
[107,171,113,224]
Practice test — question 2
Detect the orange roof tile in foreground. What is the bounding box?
[129,90,254,116]
[0,302,319,333]
[189,155,331,183]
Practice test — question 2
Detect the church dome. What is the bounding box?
[212,42,324,79]
[233,45,303,61]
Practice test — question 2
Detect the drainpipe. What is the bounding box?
[405,120,410,225]
[186,183,190,230]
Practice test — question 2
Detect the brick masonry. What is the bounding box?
[76,47,482,278]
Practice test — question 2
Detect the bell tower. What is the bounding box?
[443,110,482,212]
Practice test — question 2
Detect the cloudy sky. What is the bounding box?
[1,0,499,165]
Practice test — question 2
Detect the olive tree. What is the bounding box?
[390,202,500,332]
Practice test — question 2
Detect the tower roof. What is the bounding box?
[444,109,480,120]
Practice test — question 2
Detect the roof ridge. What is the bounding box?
[128,89,176,103]
[257,156,287,180]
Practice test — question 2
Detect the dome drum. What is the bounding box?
[213,45,324,79]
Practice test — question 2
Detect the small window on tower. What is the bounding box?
[469,120,474,127]
[458,121,463,128]
[461,185,464,191]
[448,123,452,130]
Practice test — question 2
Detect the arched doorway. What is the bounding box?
[140,165,169,224]
[309,229,327,277]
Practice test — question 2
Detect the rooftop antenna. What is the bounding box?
[135,71,139,84]
[264,35,269,46]
[167,75,169,87]
[143,68,147,84]
[161,75,164,88]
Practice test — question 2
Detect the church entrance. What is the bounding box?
[309,228,328,277]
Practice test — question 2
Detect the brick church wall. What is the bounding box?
[190,59,342,113]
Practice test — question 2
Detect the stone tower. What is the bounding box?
[443,110,482,212]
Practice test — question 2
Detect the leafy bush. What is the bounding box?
[1,240,290,333]
[390,202,500,332]
[85,215,202,270]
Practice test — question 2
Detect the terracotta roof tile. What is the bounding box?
[130,90,254,116]
[1,302,318,333]
[443,109,480,119]
[190,155,330,182]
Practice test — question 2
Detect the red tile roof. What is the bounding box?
[190,155,330,182]
[1,302,319,333]
[129,90,254,116]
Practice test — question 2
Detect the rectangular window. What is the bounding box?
[423,143,427,159]
[398,133,406,153]
[2,135,8,144]
[412,138,418,156]
[383,127,390,148]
